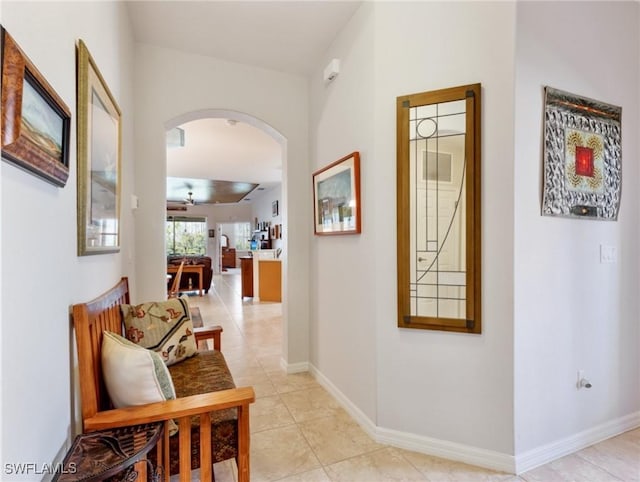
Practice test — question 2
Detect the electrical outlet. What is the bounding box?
[577,370,592,389]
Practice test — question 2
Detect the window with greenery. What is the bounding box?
[233,222,252,250]
[166,216,206,255]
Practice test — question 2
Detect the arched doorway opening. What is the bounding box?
[164,109,289,364]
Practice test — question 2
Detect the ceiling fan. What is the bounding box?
[184,191,196,206]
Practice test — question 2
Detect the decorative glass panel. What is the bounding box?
[397,84,481,333]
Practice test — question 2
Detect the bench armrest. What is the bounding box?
[84,386,255,482]
[84,386,255,431]
[193,325,223,351]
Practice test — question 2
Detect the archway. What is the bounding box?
[164,109,290,365]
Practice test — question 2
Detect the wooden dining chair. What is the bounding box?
[168,261,185,298]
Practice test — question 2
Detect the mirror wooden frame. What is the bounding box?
[396,84,482,334]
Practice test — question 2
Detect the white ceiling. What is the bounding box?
[127,1,361,203]
[127,1,361,76]
[167,118,282,184]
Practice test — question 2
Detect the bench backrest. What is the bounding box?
[72,277,130,427]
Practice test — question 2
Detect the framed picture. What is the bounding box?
[208,229,215,238]
[272,200,279,217]
[1,27,71,187]
[313,151,361,235]
[77,40,122,255]
[542,87,622,220]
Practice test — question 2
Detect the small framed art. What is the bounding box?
[1,27,71,187]
[313,151,361,235]
[542,87,622,220]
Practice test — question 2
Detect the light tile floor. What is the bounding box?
[186,271,640,482]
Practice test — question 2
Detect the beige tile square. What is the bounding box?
[251,394,296,433]
[575,434,640,481]
[244,379,277,399]
[401,449,513,481]
[521,453,624,482]
[268,371,320,394]
[258,354,286,373]
[251,425,321,481]
[298,411,383,465]
[280,386,343,422]
[325,447,426,481]
[277,468,332,482]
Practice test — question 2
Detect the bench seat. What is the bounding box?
[164,351,238,474]
[72,277,254,482]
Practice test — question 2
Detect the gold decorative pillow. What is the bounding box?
[121,297,197,366]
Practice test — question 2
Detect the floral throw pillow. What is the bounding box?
[121,297,197,366]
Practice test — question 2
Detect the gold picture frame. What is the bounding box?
[1,27,71,187]
[77,39,121,255]
[312,151,361,235]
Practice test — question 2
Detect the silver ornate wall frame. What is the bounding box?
[542,87,622,220]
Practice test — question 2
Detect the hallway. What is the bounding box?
[187,273,639,481]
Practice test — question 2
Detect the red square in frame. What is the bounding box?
[575,146,594,177]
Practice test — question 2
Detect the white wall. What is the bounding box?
[513,0,640,464]
[374,1,517,456]
[309,1,517,459]
[0,1,135,477]
[133,45,310,364]
[309,3,378,421]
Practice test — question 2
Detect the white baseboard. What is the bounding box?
[282,359,309,374]
[514,411,640,474]
[308,363,515,473]
[307,363,640,475]
[309,363,378,437]
[377,425,515,473]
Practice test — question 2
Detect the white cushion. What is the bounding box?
[101,331,178,434]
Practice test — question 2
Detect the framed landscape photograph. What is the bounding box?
[1,27,71,187]
[313,151,361,235]
[77,39,122,255]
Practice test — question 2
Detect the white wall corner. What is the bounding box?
[283,359,310,374]
[309,363,378,438]
[309,364,516,474]
[514,411,640,474]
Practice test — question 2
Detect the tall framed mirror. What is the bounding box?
[396,84,481,333]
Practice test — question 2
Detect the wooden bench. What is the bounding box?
[72,277,255,481]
